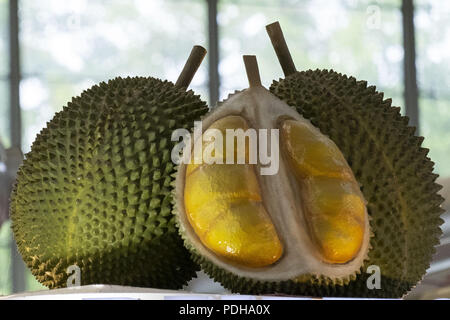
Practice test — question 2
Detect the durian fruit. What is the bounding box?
[175,55,372,297]
[10,46,209,289]
[265,22,444,297]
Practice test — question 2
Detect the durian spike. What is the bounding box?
[266,21,297,77]
[175,45,207,89]
[243,55,262,88]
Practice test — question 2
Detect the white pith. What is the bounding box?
[175,85,371,281]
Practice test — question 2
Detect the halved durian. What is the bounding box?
[175,56,371,294]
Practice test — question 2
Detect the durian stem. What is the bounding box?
[266,21,297,76]
[175,45,207,89]
[243,55,262,88]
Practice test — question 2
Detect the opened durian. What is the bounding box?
[176,22,444,297]
[10,46,208,289]
[175,55,373,296]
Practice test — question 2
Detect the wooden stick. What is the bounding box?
[266,21,297,76]
[175,45,207,89]
[243,55,262,88]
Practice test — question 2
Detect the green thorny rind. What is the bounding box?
[10,76,207,289]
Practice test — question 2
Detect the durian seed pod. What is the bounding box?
[11,46,208,289]
[175,55,372,296]
[266,21,445,297]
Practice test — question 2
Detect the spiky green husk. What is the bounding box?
[11,77,206,289]
[267,69,444,297]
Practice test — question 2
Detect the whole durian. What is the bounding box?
[11,46,208,289]
[175,56,371,297]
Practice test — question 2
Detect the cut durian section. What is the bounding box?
[175,56,371,286]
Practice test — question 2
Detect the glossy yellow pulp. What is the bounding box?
[185,116,283,267]
[281,120,365,263]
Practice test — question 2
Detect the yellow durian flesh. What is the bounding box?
[185,115,283,268]
[281,120,365,264]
